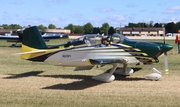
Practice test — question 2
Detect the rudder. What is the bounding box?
[22,26,48,49]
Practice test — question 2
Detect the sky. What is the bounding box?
[0,0,180,28]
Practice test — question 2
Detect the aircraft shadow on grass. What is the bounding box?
[41,67,145,90]
[40,74,104,90]
[41,75,145,90]
[3,71,44,79]
[0,44,22,48]
[2,67,145,90]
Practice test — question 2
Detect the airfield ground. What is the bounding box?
[0,38,180,107]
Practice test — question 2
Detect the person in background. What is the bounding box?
[175,30,180,54]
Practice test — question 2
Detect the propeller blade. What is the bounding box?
[163,29,169,74]
[163,31,166,44]
[163,35,166,44]
[164,52,169,74]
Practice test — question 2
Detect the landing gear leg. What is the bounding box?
[92,63,118,82]
[144,64,162,81]
[11,41,19,47]
[114,63,134,75]
[11,44,16,47]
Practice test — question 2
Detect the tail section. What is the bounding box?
[21,26,48,61]
[22,26,48,49]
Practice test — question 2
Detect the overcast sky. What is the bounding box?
[0,0,180,28]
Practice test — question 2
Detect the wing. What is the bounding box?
[89,58,127,65]
[0,34,68,43]
[0,35,19,42]
[72,58,127,71]
[73,58,127,71]
[42,33,68,40]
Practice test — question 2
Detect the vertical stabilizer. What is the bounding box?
[22,26,47,49]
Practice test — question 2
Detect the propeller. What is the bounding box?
[163,30,169,74]
[161,42,173,74]
[164,52,169,73]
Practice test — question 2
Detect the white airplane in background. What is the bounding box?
[0,28,68,47]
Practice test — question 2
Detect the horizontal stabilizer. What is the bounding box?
[15,50,46,55]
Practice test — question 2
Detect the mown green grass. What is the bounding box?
[0,38,180,107]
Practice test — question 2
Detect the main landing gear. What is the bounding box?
[92,63,162,82]
[144,64,162,81]
[92,63,134,82]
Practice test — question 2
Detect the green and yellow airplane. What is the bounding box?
[17,26,173,82]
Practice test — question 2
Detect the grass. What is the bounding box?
[0,38,180,107]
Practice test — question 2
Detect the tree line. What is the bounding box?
[126,21,180,33]
[1,21,180,35]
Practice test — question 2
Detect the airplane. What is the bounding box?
[16,26,173,82]
[0,28,68,47]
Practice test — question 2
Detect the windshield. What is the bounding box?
[67,33,130,47]
[112,33,130,43]
[69,36,96,46]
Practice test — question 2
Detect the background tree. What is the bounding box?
[1,24,22,29]
[108,26,115,35]
[165,22,176,33]
[27,25,31,27]
[126,22,156,28]
[2,24,10,29]
[126,23,134,27]
[74,25,84,34]
[1,21,180,34]
[154,23,164,27]
[9,24,22,29]
[100,22,109,35]
[174,21,180,33]
[38,24,47,29]
[137,22,146,27]
[83,22,93,34]
[48,24,56,29]
[126,22,141,27]
[149,20,154,27]
[93,27,101,34]
[64,23,74,33]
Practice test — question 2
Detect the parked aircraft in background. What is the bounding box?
[0,29,68,47]
[17,26,173,82]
